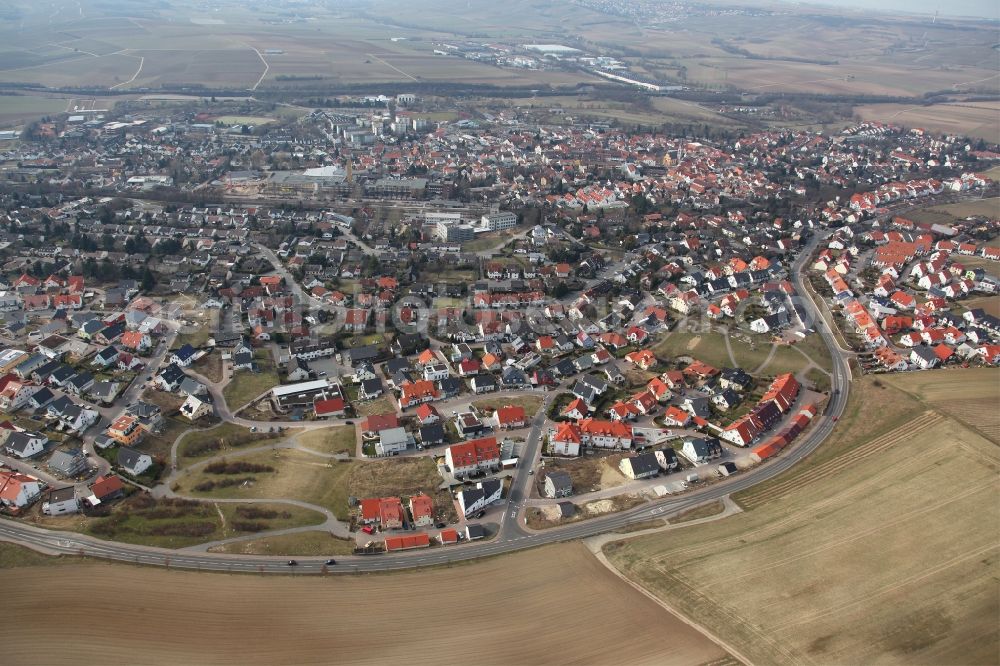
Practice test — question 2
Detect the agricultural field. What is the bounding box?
[0,541,726,666]
[0,95,71,127]
[606,370,1000,666]
[854,102,1000,141]
[881,367,1000,443]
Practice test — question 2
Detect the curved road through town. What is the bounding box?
[0,234,853,573]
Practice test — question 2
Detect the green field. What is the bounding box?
[208,530,356,556]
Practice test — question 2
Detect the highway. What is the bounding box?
[0,233,853,574]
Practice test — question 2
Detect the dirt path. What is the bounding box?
[584,497,752,666]
[722,329,739,367]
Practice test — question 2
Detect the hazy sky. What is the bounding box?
[800,0,1000,19]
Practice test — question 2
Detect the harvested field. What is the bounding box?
[881,368,1000,443]
[0,542,726,666]
[607,403,1000,665]
[854,102,1000,141]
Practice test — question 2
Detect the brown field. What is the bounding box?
[962,295,1000,317]
[855,102,1000,141]
[607,370,1000,665]
[881,367,1000,442]
[0,542,726,666]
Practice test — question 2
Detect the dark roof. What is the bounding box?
[419,422,445,443]
[625,451,660,476]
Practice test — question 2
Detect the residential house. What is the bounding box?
[117,448,153,477]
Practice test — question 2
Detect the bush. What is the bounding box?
[234,506,290,520]
[231,520,268,533]
[184,439,223,457]
[148,521,216,537]
[205,461,275,475]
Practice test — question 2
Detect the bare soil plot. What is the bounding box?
[541,454,627,495]
[526,493,646,529]
[606,409,1000,666]
[854,102,1000,141]
[0,542,726,666]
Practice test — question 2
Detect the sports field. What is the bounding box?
[605,369,1000,665]
[0,542,727,666]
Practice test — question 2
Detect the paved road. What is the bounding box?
[0,232,853,572]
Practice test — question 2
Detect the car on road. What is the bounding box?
[361,525,374,534]
[325,559,337,565]
[287,560,298,566]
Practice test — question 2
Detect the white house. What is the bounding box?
[375,427,411,456]
[456,479,503,517]
[43,486,79,515]
[117,448,153,477]
[4,431,48,459]
[680,438,724,465]
[180,394,214,421]
[0,470,42,508]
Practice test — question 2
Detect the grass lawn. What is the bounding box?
[666,499,725,524]
[208,531,356,556]
[462,234,509,253]
[178,450,451,522]
[352,394,396,417]
[471,395,542,418]
[174,329,211,350]
[29,495,322,549]
[0,542,66,568]
[804,367,831,392]
[176,423,290,467]
[180,449,354,518]
[223,367,280,410]
[652,330,733,368]
[295,426,355,455]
